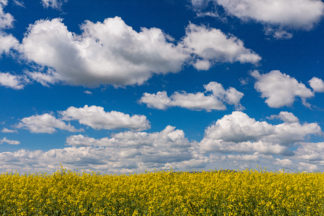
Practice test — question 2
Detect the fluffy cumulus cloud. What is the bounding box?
[61,105,150,131]
[0,111,323,173]
[17,113,79,133]
[216,0,324,29]
[0,137,20,145]
[199,111,321,155]
[309,77,324,92]
[21,17,188,87]
[20,17,260,87]
[191,0,324,38]
[252,70,314,108]
[140,81,244,111]
[16,106,150,133]
[182,24,261,70]
[0,72,26,90]
[41,0,66,9]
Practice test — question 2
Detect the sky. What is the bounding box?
[0,0,324,173]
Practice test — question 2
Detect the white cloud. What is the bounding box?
[191,0,208,8]
[13,0,24,7]
[140,91,172,110]
[84,90,92,95]
[182,24,261,70]
[193,60,211,70]
[41,0,66,9]
[205,82,243,105]
[309,77,324,92]
[191,0,324,38]
[272,30,293,40]
[17,113,79,133]
[0,33,19,55]
[196,11,220,18]
[264,27,293,40]
[0,0,14,29]
[16,106,150,134]
[275,158,293,167]
[1,128,17,133]
[268,111,299,123]
[21,17,188,87]
[252,70,314,108]
[226,152,261,161]
[61,105,150,131]
[199,111,321,155]
[215,0,324,29]
[140,81,243,111]
[192,0,324,29]
[167,91,227,111]
[0,72,26,90]
[0,137,20,145]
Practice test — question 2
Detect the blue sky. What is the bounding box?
[0,0,324,173]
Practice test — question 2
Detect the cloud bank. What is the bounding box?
[2,111,322,173]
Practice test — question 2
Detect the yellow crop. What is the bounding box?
[0,169,323,215]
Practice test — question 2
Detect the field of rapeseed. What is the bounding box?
[0,169,323,215]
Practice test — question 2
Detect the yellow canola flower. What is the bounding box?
[0,169,323,215]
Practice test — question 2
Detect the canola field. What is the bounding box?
[0,169,323,215]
